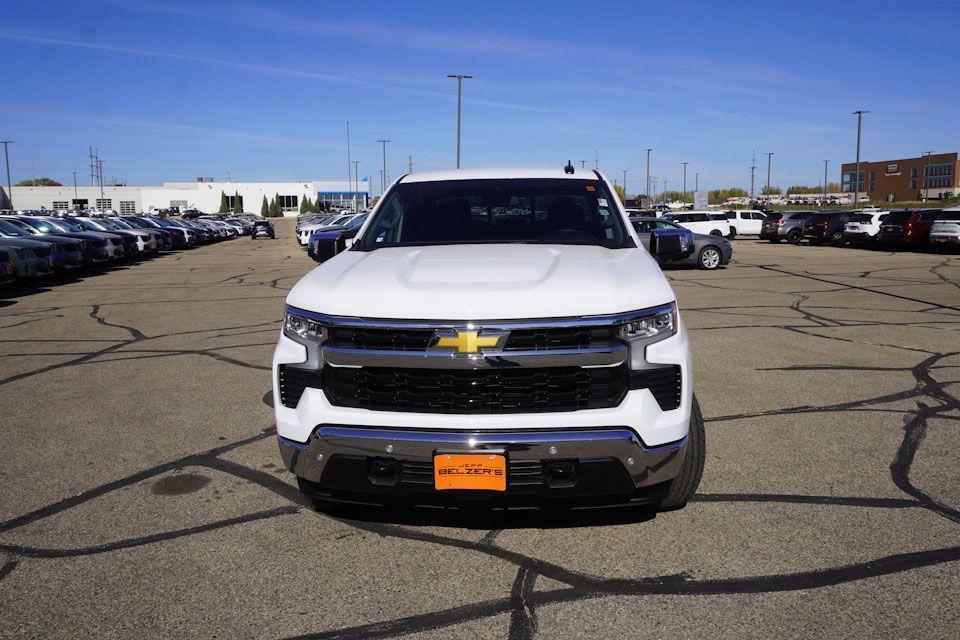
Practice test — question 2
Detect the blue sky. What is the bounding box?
[3,0,959,194]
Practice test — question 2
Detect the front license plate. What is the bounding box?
[434,454,506,491]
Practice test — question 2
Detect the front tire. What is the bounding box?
[709,230,723,237]
[787,230,802,244]
[658,396,706,510]
[697,246,722,270]
[831,231,845,247]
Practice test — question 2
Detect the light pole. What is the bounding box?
[1,140,13,211]
[621,169,629,201]
[681,162,689,204]
[765,153,774,199]
[823,160,829,203]
[644,148,652,207]
[345,121,353,211]
[852,110,869,206]
[377,139,390,194]
[922,151,933,202]
[71,170,78,208]
[97,159,105,210]
[353,160,361,211]
[446,74,472,169]
[694,172,700,192]
[579,160,587,169]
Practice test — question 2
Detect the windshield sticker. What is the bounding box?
[585,185,596,192]
[598,198,608,207]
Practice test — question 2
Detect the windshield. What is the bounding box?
[937,211,960,221]
[359,178,632,250]
[0,220,30,236]
[109,218,134,229]
[21,217,60,233]
[346,214,368,229]
[78,219,108,231]
[787,212,813,221]
[882,212,912,224]
[850,213,874,223]
[48,218,82,232]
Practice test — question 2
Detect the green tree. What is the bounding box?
[233,191,243,214]
[260,195,269,217]
[786,185,820,194]
[707,188,749,204]
[269,194,281,217]
[15,177,62,186]
[613,184,626,203]
[218,191,229,213]
[299,196,309,214]
[761,186,782,196]
[825,182,841,193]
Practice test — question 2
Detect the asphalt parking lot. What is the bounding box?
[1,218,958,639]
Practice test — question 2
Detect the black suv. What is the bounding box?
[802,211,851,246]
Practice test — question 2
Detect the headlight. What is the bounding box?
[618,303,678,369]
[284,311,327,343]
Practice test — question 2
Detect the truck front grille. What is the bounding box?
[325,325,620,352]
[629,365,682,411]
[278,365,320,409]
[321,364,630,414]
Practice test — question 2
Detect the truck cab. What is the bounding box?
[273,167,704,511]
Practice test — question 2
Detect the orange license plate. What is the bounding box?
[434,454,506,491]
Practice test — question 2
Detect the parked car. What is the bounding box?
[760,211,815,244]
[252,219,275,239]
[723,210,767,236]
[34,216,125,261]
[632,217,730,269]
[276,166,704,512]
[0,218,87,271]
[75,217,140,256]
[843,211,890,245]
[876,210,941,248]
[118,217,174,250]
[661,211,732,237]
[141,217,198,247]
[802,211,852,246]
[0,247,17,285]
[0,237,57,279]
[298,214,356,245]
[928,208,960,249]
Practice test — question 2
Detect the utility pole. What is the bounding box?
[922,151,933,203]
[578,160,587,169]
[345,121,353,211]
[352,160,361,212]
[408,155,414,174]
[1,140,13,211]
[694,172,700,192]
[595,150,599,170]
[621,169,629,200]
[852,110,869,206]
[664,176,668,203]
[377,139,390,194]
[446,74,472,168]
[681,162,689,203]
[644,148,652,207]
[765,153,774,198]
[749,150,757,201]
[823,160,829,202]
[71,170,79,207]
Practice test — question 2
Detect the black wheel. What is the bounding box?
[709,230,723,237]
[787,230,802,244]
[727,229,737,240]
[831,231,845,247]
[658,396,706,511]
[697,245,722,270]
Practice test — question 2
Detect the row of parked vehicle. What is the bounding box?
[296,210,370,262]
[759,207,960,249]
[0,211,257,287]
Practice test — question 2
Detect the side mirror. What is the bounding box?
[650,230,689,261]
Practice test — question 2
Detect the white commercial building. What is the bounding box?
[1,178,370,216]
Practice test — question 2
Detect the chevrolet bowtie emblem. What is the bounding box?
[436,330,502,354]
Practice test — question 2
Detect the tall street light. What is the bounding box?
[1,140,13,211]
[377,139,391,195]
[644,148,652,207]
[922,151,933,203]
[353,160,361,211]
[694,172,700,192]
[97,159,105,210]
[621,169,629,200]
[681,162,689,203]
[852,110,869,206]
[71,170,79,208]
[823,160,830,202]
[446,74,473,169]
[765,153,774,198]
[345,122,353,211]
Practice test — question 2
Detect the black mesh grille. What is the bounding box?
[629,365,682,411]
[326,327,434,351]
[504,326,619,351]
[322,365,629,414]
[277,365,320,409]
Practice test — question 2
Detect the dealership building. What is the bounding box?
[0,178,370,215]
[841,152,958,202]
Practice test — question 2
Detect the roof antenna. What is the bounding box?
[564,160,575,174]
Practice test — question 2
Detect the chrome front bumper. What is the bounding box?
[279,426,686,490]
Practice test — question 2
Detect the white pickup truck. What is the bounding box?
[273,166,704,512]
[662,211,733,238]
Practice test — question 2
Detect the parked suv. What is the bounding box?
[274,167,704,512]
[662,211,731,237]
[876,210,941,248]
[802,211,851,246]
[843,211,889,245]
[724,210,766,236]
[929,207,960,248]
[760,211,815,244]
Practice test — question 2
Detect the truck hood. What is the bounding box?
[286,244,676,320]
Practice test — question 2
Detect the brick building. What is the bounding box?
[841,152,958,202]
